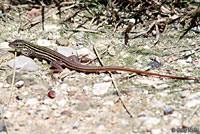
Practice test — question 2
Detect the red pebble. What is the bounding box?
[48,90,56,99]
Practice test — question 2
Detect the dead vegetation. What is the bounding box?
[0,0,199,44]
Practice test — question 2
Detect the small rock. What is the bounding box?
[21,91,29,96]
[170,119,181,127]
[60,83,69,91]
[151,128,162,134]
[75,101,90,111]
[56,99,67,107]
[82,86,90,94]
[177,59,188,65]
[0,42,9,49]
[164,106,174,115]
[37,39,51,46]
[140,117,160,130]
[6,72,23,84]
[30,84,46,90]
[136,79,163,87]
[75,32,85,40]
[57,46,77,57]
[92,82,112,96]
[180,90,190,98]
[48,90,56,99]
[26,98,38,106]
[147,60,162,68]
[56,38,70,46]
[76,41,87,46]
[7,56,38,72]
[77,48,96,61]
[185,92,200,108]
[72,122,79,129]
[192,26,200,33]
[44,24,60,31]
[97,125,105,130]
[60,110,72,117]
[28,8,40,18]
[154,84,169,90]
[15,80,24,88]
[4,111,12,118]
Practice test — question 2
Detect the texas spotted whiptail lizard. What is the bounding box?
[9,40,199,81]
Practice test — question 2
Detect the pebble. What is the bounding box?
[147,60,162,68]
[36,39,52,46]
[170,119,181,126]
[72,122,79,129]
[57,46,77,57]
[180,90,190,98]
[56,99,67,107]
[4,111,12,118]
[30,84,46,90]
[77,48,96,61]
[151,128,162,134]
[185,92,200,108]
[154,84,169,90]
[0,42,9,49]
[164,106,174,115]
[44,24,60,31]
[192,26,200,33]
[136,79,163,87]
[56,38,70,46]
[82,86,90,94]
[75,101,90,111]
[76,41,87,46]
[21,91,29,96]
[48,90,56,99]
[92,82,112,96]
[26,98,38,106]
[177,59,188,65]
[60,83,69,91]
[97,124,105,130]
[7,56,39,72]
[140,117,160,130]
[15,80,24,88]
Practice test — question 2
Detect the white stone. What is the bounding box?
[185,92,200,108]
[141,117,160,130]
[57,46,77,57]
[15,80,24,88]
[7,56,38,72]
[0,42,9,49]
[60,83,69,91]
[152,128,162,134]
[56,99,67,107]
[77,48,96,60]
[37,39,52,46]
[4,111,12,118]
[22,91,29,96]
[170,119,181,127]
[92,82,112,96]
[26,98,38,106]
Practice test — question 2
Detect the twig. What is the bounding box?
[93,46,134,118]
[184,105,200,126]
[61,28,104,33]
[8,51,17,105]
[3,51,17,134]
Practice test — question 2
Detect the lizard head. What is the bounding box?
[9,40,32,55]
